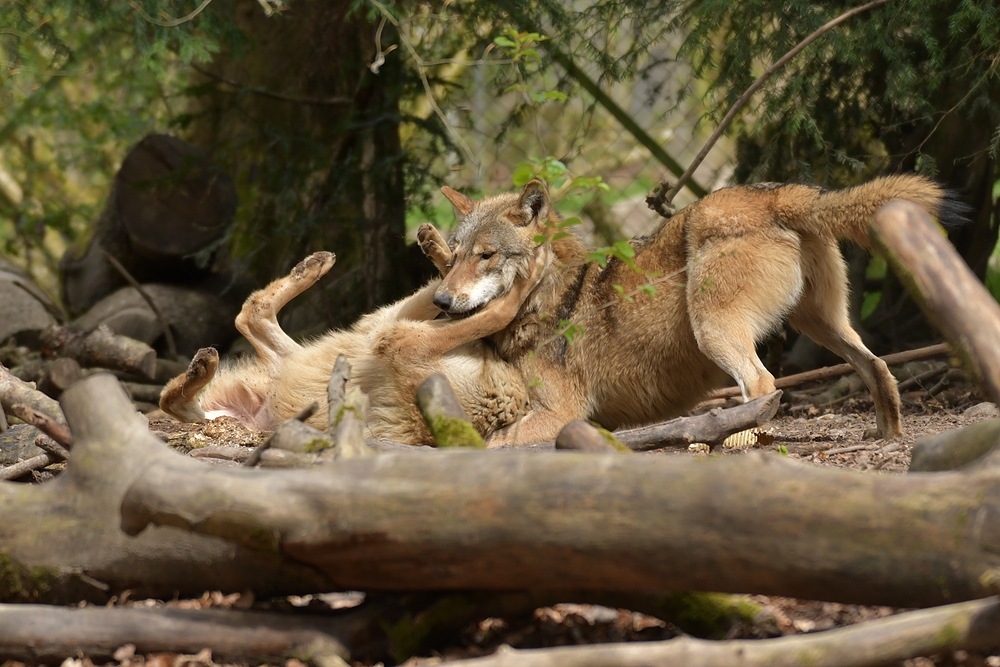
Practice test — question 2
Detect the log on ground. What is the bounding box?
[112,373,1000,608]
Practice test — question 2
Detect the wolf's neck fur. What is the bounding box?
[492,231,588,360]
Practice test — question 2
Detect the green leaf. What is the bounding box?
[493,36,516,48]
[613,240,635,258]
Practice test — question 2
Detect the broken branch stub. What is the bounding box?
[872,201,1000,404]
[416,373,484,448]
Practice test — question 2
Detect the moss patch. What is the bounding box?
[0,550,55,602]
[655,591,763,639]
[593,424,631,453]
[426,416,485,448]
[303,437,333,453]
[383,595,471,662]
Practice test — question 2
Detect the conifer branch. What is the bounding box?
[648,0,894,217]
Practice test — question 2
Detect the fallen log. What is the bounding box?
[871,201,1000,405]
[442,596,1000,667]
[910,420,1000,472]
[0,604,352,666]
[0,373,328,603]
[108,369,1000,607]
[615,391,781,450]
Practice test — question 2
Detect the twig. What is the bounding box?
[709,343,951,400]
[896,364,948,392]
[647,0,894,217]
[129,0,214,27]
[824,443,878,455]
[32,435,71,462]
[367,0,480,169]
[101,250,178,361]
[243,402,318,467]
[0,453,54,481]
[7,403,73,449]
[191,64,353,107]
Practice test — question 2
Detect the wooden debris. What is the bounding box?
[555,420,623,453]
[709,343,951,400]
[40,324,157,380]
[416,373,484,448]
[909,419,1000,472]
[0,365,68,429]
[615,391,781,451]
[441,597,1000,667]
[872,201,1000,405]
[0,603,352,665]
[6,403,72,449]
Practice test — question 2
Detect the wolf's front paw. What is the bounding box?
[417,224,452,275]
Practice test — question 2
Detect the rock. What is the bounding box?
[0,258,61,347]
[964,402,1000,420]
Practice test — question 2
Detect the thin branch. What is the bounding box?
[367,0,481,170]
[6,403,73,450]
[544,46,708,198]
[443,597,1000,667]
[709,342,951,399]
[101,250,178,361]
[191,64,353,107]
[648,0,894,217]
[129,0,214,27]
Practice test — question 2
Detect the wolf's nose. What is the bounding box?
[433,293,453,311]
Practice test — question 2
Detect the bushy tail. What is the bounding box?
[786,174,971,248]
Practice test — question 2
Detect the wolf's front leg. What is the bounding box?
[417,223,453,277]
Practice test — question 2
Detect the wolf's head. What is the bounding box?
[432,180,555,317]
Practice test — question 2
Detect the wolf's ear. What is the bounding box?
[441,186,474,217]
[516,179,550,226]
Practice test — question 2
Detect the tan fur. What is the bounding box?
[430,175,953,445]
[160,240,549,444]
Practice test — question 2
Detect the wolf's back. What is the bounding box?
[776,174,967,248]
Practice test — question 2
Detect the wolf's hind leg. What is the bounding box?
[687,233,800,402]
[235,252,336,366]
[159,347,219,422]
[789,238,901,439]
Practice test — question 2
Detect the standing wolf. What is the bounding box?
[430,174,966,444]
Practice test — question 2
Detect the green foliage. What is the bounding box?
[676,0,1000,185]
[0,0,235,281]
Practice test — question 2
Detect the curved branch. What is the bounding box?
[648,0,894,216]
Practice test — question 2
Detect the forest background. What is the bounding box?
[2,0,999,356]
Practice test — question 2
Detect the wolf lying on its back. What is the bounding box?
[430,174,966,444]
[160,236,549,444]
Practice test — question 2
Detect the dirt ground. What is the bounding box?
[8,370,1000,667]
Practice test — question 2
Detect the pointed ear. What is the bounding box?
[441,186,474,217]
[517,180,550,226]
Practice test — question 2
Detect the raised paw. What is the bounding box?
[186,346,220,382]
[290,251,337,283]
[417,224,452,276]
